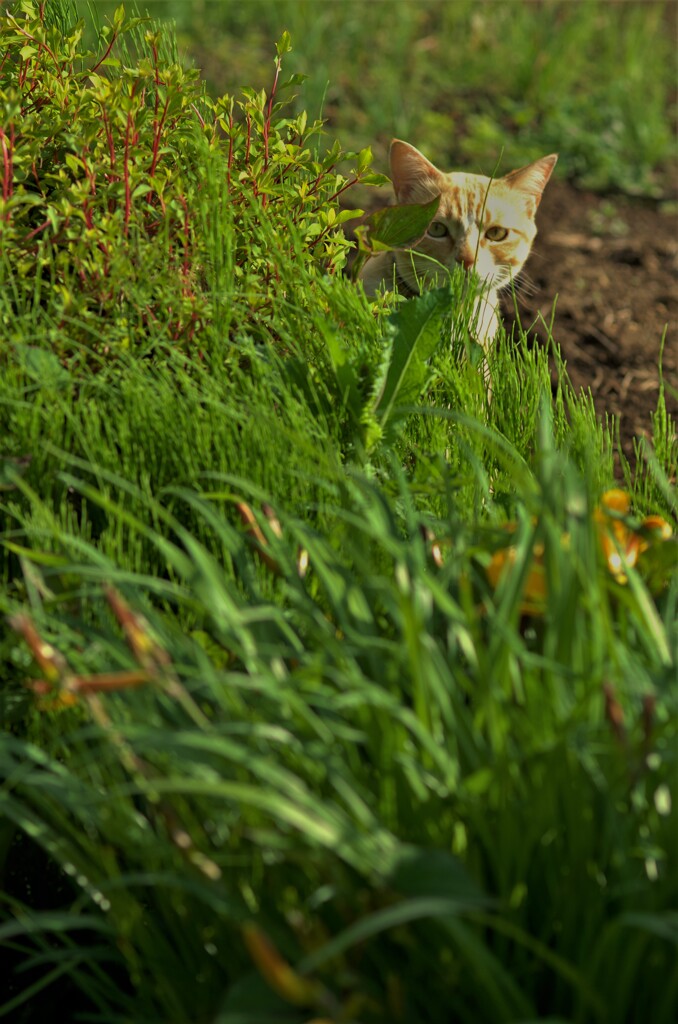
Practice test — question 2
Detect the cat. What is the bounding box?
[359,140,557,349]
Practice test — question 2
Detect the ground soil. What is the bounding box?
[502,181,677,465]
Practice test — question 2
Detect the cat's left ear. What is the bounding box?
[389,140,445,203]
[502,154,558,207]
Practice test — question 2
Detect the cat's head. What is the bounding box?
[389,140,557,294]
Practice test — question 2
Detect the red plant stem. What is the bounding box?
[226,110,234,190]
[190,102,206,131]
[603,682,626,744]
[0,133,9,201]
[97,240,110,280]
[123,110,133,235]
[244,112,259,199]
[102,109,116,169]
[9,613,68,681]
[30,670,152,696]
[151,39,160,102]
[0,126,14,216]
[262,56,281,171]
[148,42,167,177]
[81,149,96,194]
[245,111,252,166]
[149,94,169,177]
[21,78,41,116]
[23,218,50,242]
[178,194,190,282]
[323,176,359,207]
[307,163,338,197]
[89,29,119,76]
[151,41,160,117]
[6,15,60,71]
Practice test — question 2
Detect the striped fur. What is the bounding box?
[360,141,557,349]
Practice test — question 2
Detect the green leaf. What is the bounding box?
[357,146,372,175]
[323,329,364,426]
[359,195,440,251]
[372,287,450,435]
[12,344,70,387]
[281,72,307,90]
[359,171,391,188]
[275,31,292,58]
[333,207,363,227]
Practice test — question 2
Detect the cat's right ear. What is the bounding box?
[502,154,558,208]
[390,140,443,203]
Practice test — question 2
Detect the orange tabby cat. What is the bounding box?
[360,140,557,348]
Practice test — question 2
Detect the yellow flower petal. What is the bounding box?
[640,515,673,545]
[486,545,547,615]
[600,489,631,515]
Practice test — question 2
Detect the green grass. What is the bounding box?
[81,0,677,195]
[1,3,677,1023]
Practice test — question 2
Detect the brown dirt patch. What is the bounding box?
[503,181,678,462]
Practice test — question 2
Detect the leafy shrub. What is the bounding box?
[0,2,384,359]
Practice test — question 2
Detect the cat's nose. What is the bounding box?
[455,248,475,271]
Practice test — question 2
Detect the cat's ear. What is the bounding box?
[390,140,444,203]
[502,154,558,208]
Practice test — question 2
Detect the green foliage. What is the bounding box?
[122,0,677,197]
[0,4,676,1024]
[0,1,385,360]
[1,456,676,1023]
[351,195,441,279]
[371,288,454,443]
[0,1,205,349]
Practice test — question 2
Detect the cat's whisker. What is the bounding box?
[511,271,539,297]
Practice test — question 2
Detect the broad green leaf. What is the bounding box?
[359,195,440,251]
[12,343,70,387]
[372,286,450,433]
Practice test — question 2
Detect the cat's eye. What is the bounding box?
[427,221,449,238]
[485,225,509,242]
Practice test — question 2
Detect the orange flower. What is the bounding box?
[638,515,673,548]
[486,542,547,616]
[595,489,673,584]
[485,490,674,611]
[598,488,630,515]
[242,923,320,1007]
